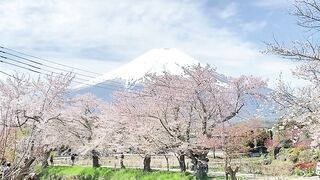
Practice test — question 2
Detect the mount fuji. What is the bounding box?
[78,48,200,88]
[76,48,203,89]
[74,48,227,100]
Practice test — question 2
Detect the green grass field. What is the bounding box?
[40,166,198,180]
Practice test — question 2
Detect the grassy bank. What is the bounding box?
[40,166,196,180]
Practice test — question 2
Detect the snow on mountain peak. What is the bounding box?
[76,48,200,89]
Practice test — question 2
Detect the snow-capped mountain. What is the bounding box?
[74,48,213,100]
[75,48,202,89]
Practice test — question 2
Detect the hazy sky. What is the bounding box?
[0,0,310,87]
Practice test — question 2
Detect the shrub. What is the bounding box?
[241,160,262,174]
[276,148,293,162]
[292,162,315,177]
[297,149,320,162]
[281,139,293,148]
[261,160,293,176]
[290,147,303,157]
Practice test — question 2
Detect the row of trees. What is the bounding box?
[0,64,266,180]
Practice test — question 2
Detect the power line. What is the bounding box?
[0,49,126,87]
[0,58,41,74]
[1,50,106,80]
[0,55,41,70]
[0,46,102,76]
[0,54,128,90]
[0,60,124,90]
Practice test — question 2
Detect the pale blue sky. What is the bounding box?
[0,0,310,87]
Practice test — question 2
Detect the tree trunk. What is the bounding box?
[177,154,186,172]
[120,154,125,169]
[143,154,151,172]
[225,156,229,180]
[189,151,208,180]
[41,150,51,168]
[164,154,169,171]
[273,147,281,159]
[190,154,197,171]
[91,149,100,168]
[92,155,100,167]
[226,166,239,180]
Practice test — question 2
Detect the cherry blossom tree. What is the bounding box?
[207,120,265,180]
[265,0,320,148]
[0,73,73,179]
[58,93,114,167]
[114,92,171,172]
[114,64,266,179]
[270,78,320,147]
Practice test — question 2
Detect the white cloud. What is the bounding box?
[218,2,238,19]
[0,0,299,88]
